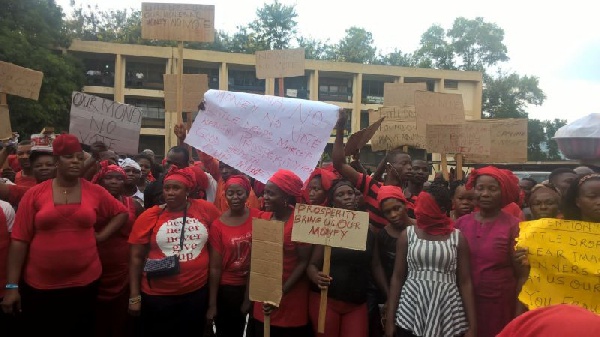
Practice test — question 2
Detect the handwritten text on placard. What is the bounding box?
[185,90,338,183]
[291,204,369,250]
[141,3,215,42]
[255,48,305,79]
[69,92,143,154]
[517,219,600,314]
[369,106,425,150]
[0,61,44,100]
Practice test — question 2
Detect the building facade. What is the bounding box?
[68,40,483,167]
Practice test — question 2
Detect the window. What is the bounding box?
[125,98,165,128]
[126,60,166,90]
[444,80,459,90]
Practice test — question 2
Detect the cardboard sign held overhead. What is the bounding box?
[425,121,491,155]
[249,219,284,306]
[415,90,465,130]
[69,92,143,155]
[164,74,208,112]
[0,105,12,139]
[255,48,305,79]
[292,204,369,251]
[369,106,425,151]
[465,119,528,163]
[0,61,44,100]
[383,82,426,106]
[141,3,215,42]
[344,117,385,156]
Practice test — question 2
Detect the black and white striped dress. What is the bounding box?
[395,226,469,337]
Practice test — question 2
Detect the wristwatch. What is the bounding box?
[5,283,18,289]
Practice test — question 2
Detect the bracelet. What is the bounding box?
[129,295,142,305]
[5,283,18,289]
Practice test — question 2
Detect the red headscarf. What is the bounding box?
[189,165,209,191]
[302,166,340,205]
[414,191,454,235]
[269,169,303,198]
[91,160,126,184]
[377,185,408,206]
[52,134,82,156]
[467,166,520,208]
[225,175,252,193]
[497,305,600,337]
[164,166,196,189]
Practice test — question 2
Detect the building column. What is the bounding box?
[438,78,445,93]
[265,78,275,95]
[114,54,125,103]
[219,62,228,91]
[394,76,404,83]
[474,81,483,119]
[308,70,319,101]
[352,73,362,133]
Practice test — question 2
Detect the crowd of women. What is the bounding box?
[0,110,600,337]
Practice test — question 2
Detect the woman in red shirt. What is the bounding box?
[128,166,220,337]
[91,161,142,337]
[252,169,312,337]
[0,134,129,337]
[207,175,271,337]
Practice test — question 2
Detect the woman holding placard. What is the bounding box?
[306,179,370,337]
[455,166,524,337]
[252,169,311,337]
[207,175,272,337]
[385,183,477,337]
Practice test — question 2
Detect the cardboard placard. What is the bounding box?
[249,219,284,306]
[383,82,426,106]
[425,121,491,155]
[69,92,143,154]
[344,117,385,156]
[518,219,600,314]
[0,61,44,100]
[369,106,425,151]
[291,204,369,251]
[255,48,305,80]
[141,3,215,42]
[414,90,465,128]
[185,90,338,183]
[0,105,12,139]
[465,119,528,163]
[163,74,208,112]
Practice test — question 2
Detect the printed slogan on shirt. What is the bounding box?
[517,219,600,313]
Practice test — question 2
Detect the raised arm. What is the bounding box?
[332,110,360,185]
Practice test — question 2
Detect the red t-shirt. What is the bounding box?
[128,199,220,296]
[11,179,128,289]
[7,184,31,207]
[253,211,309,327]
[15,171,36,189]
[95,196,138,301]
[209,208,272,286]
[0,209,9,299]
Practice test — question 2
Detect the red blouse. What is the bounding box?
[11,179,128,289]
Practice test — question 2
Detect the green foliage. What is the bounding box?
[0,0,84,137]
[297,37,337,60]
[528,119,567,161]
[483,71,546,119]
[248,0,298,50]
[414,25,455,70]
[336,27,377,64]
[374,49,416,67]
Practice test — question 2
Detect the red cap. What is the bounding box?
[52,134,82,156]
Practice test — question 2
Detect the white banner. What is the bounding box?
[185,90,338,183]
[69,92,143,155]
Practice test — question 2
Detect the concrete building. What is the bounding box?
[68,39,483,167]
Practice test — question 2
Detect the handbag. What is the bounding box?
[144,205,187,280]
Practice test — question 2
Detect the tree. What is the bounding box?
[447,17,509,71]
[297,37,337,60]
[482,71,546,119]
[248,0,298,50]
[337,26,377,64]
[375,49,415,67]
[1,0,84,136]
[414,25,455,70]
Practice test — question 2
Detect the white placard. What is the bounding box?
[185,90,338,183]
[69,92,143,154]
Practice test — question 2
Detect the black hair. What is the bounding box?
[385,148,410,164]
[327,179,355,208]
[18,140,32,147]
[29,150,55,164]
[549,168,576,183]
[521,177,538,186]
[134,153,154,165]
[449,179,467,198]
[167,146,190,165]
[562,175,600,220]
[426,181,452,214]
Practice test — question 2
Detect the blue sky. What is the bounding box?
[57,0,600,124]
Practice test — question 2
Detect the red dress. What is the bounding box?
[15,171,36,189]
[253,211,309,327]
[455,211,520,337]
[128,199,220,295]
[0,209,9,299]
[95,196,137,301]
[11,179,128,289]
[209,208,272,286]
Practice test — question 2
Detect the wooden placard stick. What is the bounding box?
[456,153,463,180]
[176,41,184,125]
[318,245,332,333]
[402,145,408,152]
[0,92,6,105]
[441,153,449,181]
[279,77,285,98]
[264,314,271,337]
